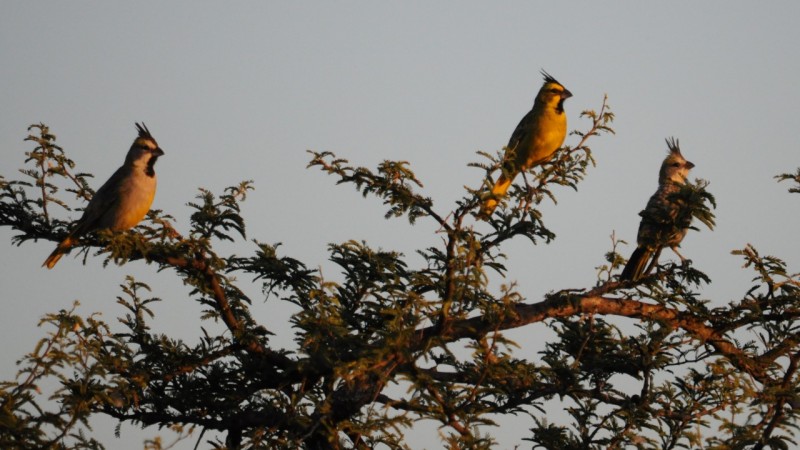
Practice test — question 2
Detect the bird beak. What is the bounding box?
[562,89,573,99]
[153,147,165,156]
[686,161,695,169]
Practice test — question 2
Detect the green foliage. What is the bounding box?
[0,302,107,450]
[2,103,800,450]
[678,178,716,233]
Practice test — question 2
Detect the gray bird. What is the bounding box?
[43,123,164,268]
[620,138,695,281]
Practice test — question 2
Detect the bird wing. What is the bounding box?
[506,108,537,165]
[69,166,128,237]
[637,183,690,249]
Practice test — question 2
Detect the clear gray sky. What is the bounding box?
[2,2,799,448]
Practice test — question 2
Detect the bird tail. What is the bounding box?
[42,236,76,269]
[620,246,653,281]
[479,174,513,218]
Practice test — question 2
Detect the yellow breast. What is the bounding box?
[523,110,567,167]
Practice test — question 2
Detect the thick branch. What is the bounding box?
[151,252,301,379]
[416,293,770,383]
[103,406,289,433]
[163,254,256,349]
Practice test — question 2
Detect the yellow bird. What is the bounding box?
[480,70,572,218]
[43,123,165,269]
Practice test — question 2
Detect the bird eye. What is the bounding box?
[672,163,681,167]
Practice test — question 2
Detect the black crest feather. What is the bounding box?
[135,122,153,140]
[665,137,681,155]
[540,69,562,86]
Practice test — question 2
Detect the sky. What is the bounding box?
[2,2,799,448]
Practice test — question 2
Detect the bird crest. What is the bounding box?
[540,69,563,87]
[133,122,159,150]
[136,122,154,140]
[665,137,682,157]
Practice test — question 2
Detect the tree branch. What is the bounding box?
[416,292,770,383]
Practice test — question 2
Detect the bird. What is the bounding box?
[620,138,695,281]
[479,70,572,218]
[42,123,165,269]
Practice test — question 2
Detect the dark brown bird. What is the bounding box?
[620,138,695,281]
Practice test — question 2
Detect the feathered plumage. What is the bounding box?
[480,70,572,218]
[620,138,695,281]
[43,123,165,268]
